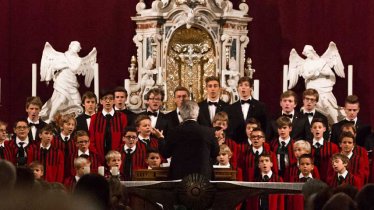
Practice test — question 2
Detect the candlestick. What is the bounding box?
[283,65,288,92]
[32,63,37,96]
[253,79,260,100]
[94,63,99,98]
[348,65,353,95]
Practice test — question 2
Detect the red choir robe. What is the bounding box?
[286,173,316,210]
[8,139,36,166]
[311,141,339,182]
[327,171,363,189]
[270,139,297,177]
[245,172,285,210]
[283,163,320,182]
[63,176,78,192]
[120,141,149,180]
[221,137,239,169]
[237,146,278,182]
[28,145,64,183]
[52,134,76,178]
[89,111,127,160]
[1,141,15,163]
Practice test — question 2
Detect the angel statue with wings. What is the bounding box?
[39,41,97,123]
[288,42,346,125]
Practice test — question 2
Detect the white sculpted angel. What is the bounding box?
[288,42,346,125]
[39,41,97,123]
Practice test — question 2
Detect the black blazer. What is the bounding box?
[303,110,330,141]
[76,114,91,132]
[266,111,308,141]
[331,119,371,147]
[225,99,268,143]
[159,120,219,180]
[166,110,181,130]
[197,99,229,127]
[118,109,137,126]
[27,119,47,142]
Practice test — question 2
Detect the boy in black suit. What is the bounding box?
[301,89,329,141]
[266,90,308,141]
[330,95,371,148]
[139,88,169,136]
[166,86,190,129]
[113,86,136,126]
[198,76,228,127]
[25,96,47,142]
[75,91,97,132]
[225,76,267,143]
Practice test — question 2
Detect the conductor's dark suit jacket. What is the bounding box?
[159,120,219,180]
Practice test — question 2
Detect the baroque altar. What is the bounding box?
[125,0,253,111]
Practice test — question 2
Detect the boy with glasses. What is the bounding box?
[9,119,36,166]
[89,89,128,161]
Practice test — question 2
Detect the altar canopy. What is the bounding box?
[125,0,252,111]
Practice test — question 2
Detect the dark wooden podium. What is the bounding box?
[124,168,303,210]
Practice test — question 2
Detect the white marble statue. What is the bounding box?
[140,56,158,101]
[39,41,97,123]
[288,41,346,124]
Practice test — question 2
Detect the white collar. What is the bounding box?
[299,172,313,179]
[262,170,273,179]
[124,145,136,153]
[60,134,71,141]
[16,137,29,147]
[252,146,263,154]
[102,109,115,117]
[27,118,40,124]
[346,151,353,159]
[75,176,80,182]
[338,170,348,178]
[282,110,295,116]
[207,98,219,103]
[278,137,291,146]
[313,138,324,147]
[40,144,51,150]
[247,138,252,145]
[78,150,90,156]
[303,109,315,114]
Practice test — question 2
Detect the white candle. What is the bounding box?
[253,79,260,100]
[348,65,353,95]
[98,166,105,176]
[283,65,288,92]
[32,63,37,96]
[94,63,99,98]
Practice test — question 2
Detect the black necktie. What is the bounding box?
[28,122,38,127]
[300,177,310,182]
[278,141,287,176]
[104,114,112,155]
[17,142,26,166]
[0,147,4,159]
[282,113,293,118]
[259,175,269,209]
[304,112,314,117]
[313,142,321,168]
[241,99,251,104]
[338,175,345,185]
[143,139,150,149]
[254,150,260,179]
[208,101,218,106]
[83,114,91,119]
[80,154,89,159]
[124,148,133,180]
[41,148,48,176]
[63,137,70,157]
[343,119,355,125]
[147,111,158,117]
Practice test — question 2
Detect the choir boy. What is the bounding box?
[246,153,284,210]
[237,128,277,182]
[29,124,64,182]
[214,144,232,168]
[105,150,123,179]
[327,153,362,189]
[166,86,190,129]
[29,161,44,180]
[9,119,36,166]
[270,116,297,177]
[68,130,103,177]
[145,147,162,169]
[113,86,136,126]
[25,96,47,142]
[197,76,228,127]
[310,118,339,182]
[225,76,267,143]
[89,89,128,161]
[0,121,14,162]
[64,157,91,191]
[75,91,97,132]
